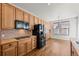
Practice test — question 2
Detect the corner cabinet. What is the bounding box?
[2,4,15,29]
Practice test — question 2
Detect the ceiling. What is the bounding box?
[14,3,79,21]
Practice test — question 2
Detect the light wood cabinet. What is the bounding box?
[15,8,24,21]
[24,12,29,22]
[31,36,37,50]
[29,15,34,29]
[0,46,1,56]
[2,41,17,56]
[2,4,15,29]
[18,38,27,56]
[35,17,39,24]
[0,4,1,30]
[26,38,32,53]
[18,38,32,55]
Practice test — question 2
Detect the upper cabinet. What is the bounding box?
[29,14,34,29]
[35,17,39,24]
[2,4,15,29]
[39,19,42,24]
[0,4,1,30]
[24,12,29,22]
[15,8,24,21]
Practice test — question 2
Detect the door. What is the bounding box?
[2,4,15,29]
[3,46,17,56]
[15,8,24,21]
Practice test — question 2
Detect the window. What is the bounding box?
[53,21,70,36]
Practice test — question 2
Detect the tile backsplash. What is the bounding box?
[1,29,31,39]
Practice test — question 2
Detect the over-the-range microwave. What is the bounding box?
[15,20,29,30]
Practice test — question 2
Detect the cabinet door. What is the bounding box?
[0,46,1,56]
[35,17,39,24]
[31,36,37,50]
[2,4,15,29]
[18,42,27,56]
[26,39,32,53]
[39,19,41,24]
[0,4,1,30]
[15,8,23,21]
[29,15,34,29]
[24,12,29,22]
[3,46,17,56]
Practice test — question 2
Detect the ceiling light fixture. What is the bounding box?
[48,3,51,6]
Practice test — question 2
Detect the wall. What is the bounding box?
[52,17,78,40]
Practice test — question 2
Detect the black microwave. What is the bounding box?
[15,20,29,30]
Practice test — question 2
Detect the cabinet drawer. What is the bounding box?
[2,42,17,50]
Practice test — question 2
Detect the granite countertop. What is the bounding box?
[0,35,36,45]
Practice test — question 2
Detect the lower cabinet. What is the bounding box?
[2,41,17,56]
[26,39,32,53]
[0,46,1,56]
[0,36,37,56]
[18,38,32,56]
[18,38,27,56]
[31,36,37,50]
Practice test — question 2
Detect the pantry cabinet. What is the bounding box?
[2,41,17,56]
[15,8,24,21]
[24,12,29,22]
[2,4,15,29]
